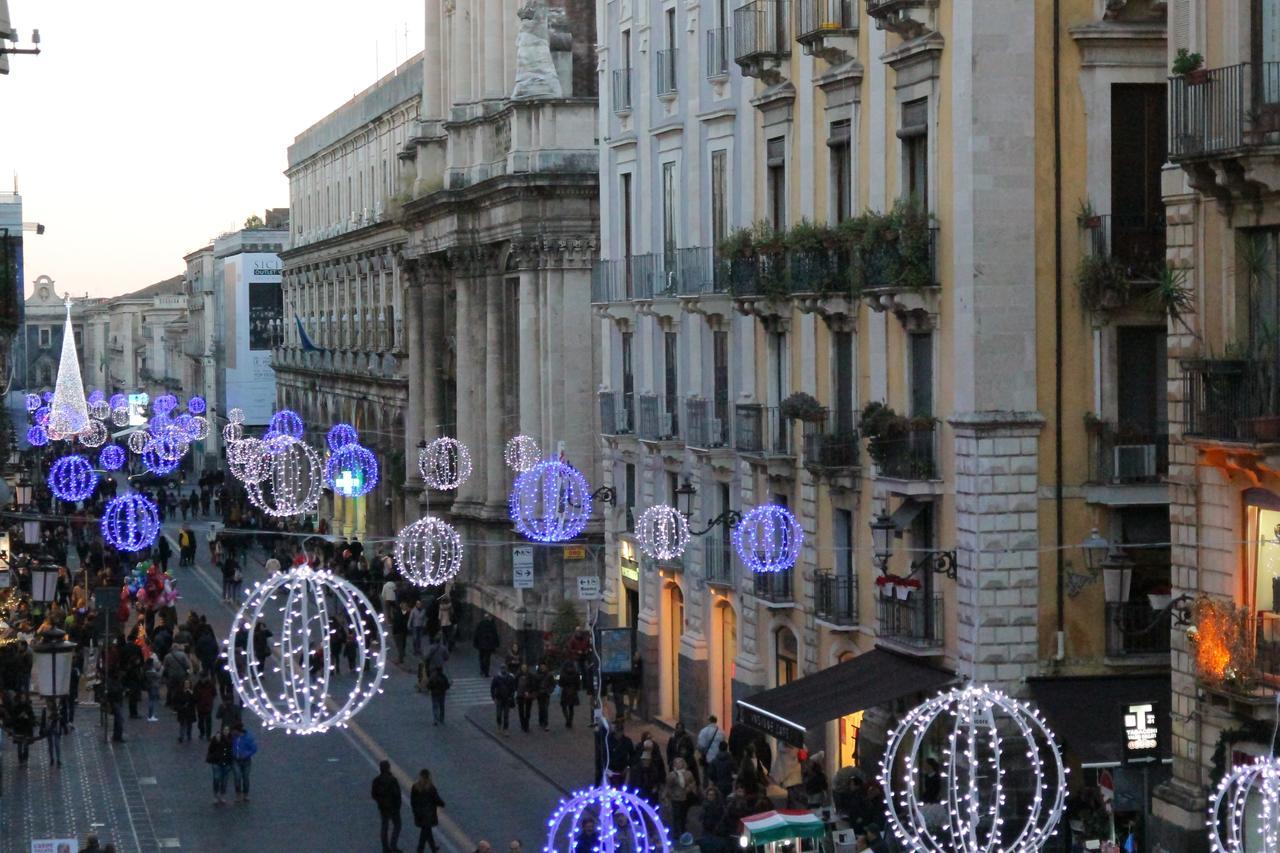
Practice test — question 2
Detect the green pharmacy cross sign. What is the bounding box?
[334,469,363,497]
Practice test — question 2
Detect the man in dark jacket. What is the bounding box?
[371,759,402,852]
[472,615,500,677]
[708,741,736,796]
[490,665,516,735]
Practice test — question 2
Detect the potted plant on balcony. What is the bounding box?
[780,391,826,424]
[859,401,909,468]
[854,199,936,292]
[1076,198,1102,230]
[1076,253,1130,312]
[786,219,846,294]
[1172,48,1207,85]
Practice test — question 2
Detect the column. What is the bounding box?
[517,269,542,441]
[485,275,505,510]
[454,271,482,510]
[402,260,425,517]
[422,0,444,119]
[483,0,505,100]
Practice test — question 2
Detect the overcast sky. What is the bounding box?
[0,0,424,299]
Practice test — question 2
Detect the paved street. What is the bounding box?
[1,517,582,852]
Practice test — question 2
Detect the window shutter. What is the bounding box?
[1170,0,1190,53]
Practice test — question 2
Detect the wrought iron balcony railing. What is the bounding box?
[796,0,857,43]
[877,593,943,648]
[612,68,633,114]
[638,393,680,442]
[803,410,859,470]
[734,404,791,456]
[753,569,793,603]
[599,390,635,437]
[734,0,791,67]
[815,570,857,626]
[656,48,679,96]
[704,539,735,588]
[1181,359,1280,444]
[1105,600,1173,658]
[685,397,731,449]
[872,422,937,480]
[706,27,732,78]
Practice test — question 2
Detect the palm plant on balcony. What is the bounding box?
[859,401,908,467]
[1171,48,1206,83]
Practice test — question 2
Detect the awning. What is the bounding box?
[735,648,955,747]
[1027,673,1172,768]
[889,498,927,532]
[742,811,827,845]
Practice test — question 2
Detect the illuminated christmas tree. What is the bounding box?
[48,298,90,437]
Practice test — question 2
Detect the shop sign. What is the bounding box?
[596,627,634,674]
[563,545,586,561]
[31,841,77,853]
[1122,700,1159,762]
[737,701,806,748]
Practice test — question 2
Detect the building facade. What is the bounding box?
[18,275,98,391]
[182,244,221,471]
[80,275,187,398]
[275,55,423,540]
[1152,1,1280,849]
[0,192,25,395]
[593,0,1174,823]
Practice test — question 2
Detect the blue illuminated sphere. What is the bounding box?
[48,454,98,503]
[87,389,106,404]
[33,405,50,426]
[269,409,305,441]
[26,425,48,447]
[509,460,592,543]
[41,391,53,403]
[143,440,182,475]
[187,395,206,415]
[23,393,40,412]
[152,394,178,415]
[544,784,672,853]
[101,493,160,552]
[326,423,359,452]
[732,504,803,573]
[325,443,379,498]
[109,393,127,410]
[99,444,126,471]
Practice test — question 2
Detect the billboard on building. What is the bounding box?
[223,252,281,425]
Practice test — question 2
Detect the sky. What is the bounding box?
[0,0,425,299]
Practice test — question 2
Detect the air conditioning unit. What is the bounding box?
[710,418,725,446]
[1113,444,1156,482]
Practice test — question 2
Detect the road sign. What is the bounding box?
[513,546,534,589]
[577,575,600,600]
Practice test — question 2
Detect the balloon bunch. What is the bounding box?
[121,560,180,612]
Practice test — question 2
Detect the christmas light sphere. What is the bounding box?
[45,423,68,442]
[244,436,322,518]
[108,393,127,410]
[188,415,209,441]
[269,409,305,441]
[100,492,160,552]
[326,423,359,452]
[509,459,592,543]
[127,431,149,455]
[543,784,672,853]
[111,406,130,426]
[187,395,207,415]
[48,454,98,503]
[1209,756,1280,853]
[228,407,245,425]
[87,389,105,405]
[223,422,244,444]
[142,440,182,475]
[99,444,126,471]
[504,435,541,473]
[227,437,270,484]
[78,419,108,448]
[325,444,379,498]
[394,516,463,587]
[152,394,178,415]
[418,437,473,491]
[33,405,50,426]
[23,393,40,412]
[879,684,1067,853]
[26,425,48,447]
[41,391,53,403]
[88,399,111,421]
[635,505,691,561]
[733,504,803,573]
[224,565,387,735]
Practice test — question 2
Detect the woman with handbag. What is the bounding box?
[664,757,697,835]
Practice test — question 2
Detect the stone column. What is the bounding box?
[483,0,505,100]
[517,267,542,441]
[401,257,426,518]
[485,274,505,512]
[453,254,484,513]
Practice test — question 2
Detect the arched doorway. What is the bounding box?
[660,583,685,722]
[709,601,737,729]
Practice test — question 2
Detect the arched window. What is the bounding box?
[775,626,797,687]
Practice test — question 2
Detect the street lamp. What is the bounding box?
[871,510,896,573]
[29,564,58,603]
[15,477,31,508]
[670,479,740,536]
[32,627,75,699]
[1082,527,1109,573]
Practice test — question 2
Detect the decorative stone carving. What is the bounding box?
[511,0,563,100]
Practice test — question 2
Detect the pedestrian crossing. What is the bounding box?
[447,675,493,707]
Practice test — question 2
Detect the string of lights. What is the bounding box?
[732,504,803,573]
[393,516,463,587]
[418,437,472,491]
[635,505,690,561]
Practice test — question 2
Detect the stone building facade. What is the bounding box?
[18,275,98,391]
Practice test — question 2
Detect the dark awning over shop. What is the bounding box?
[735,649,955,747]
[1027,673,1173,768]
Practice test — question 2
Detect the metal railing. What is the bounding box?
[656,48,679,96]
[859,226,938,291]
[877,593,943,648]
[796,0,856,41]
[866,0,920,13]
[612,68,633,113]
[734,0,791,65]
[724,247,854,298]
[815,571,857,626]
[599,390,635,436]
[590,249,725,303]
[1105,600,1173,658]
[706,27,732,78]
[1081,213,1167,276]
[685,397,731,449]
[753,569,793,603]
[803,410,859,470]
[1168,63,1256,159]
[1088,423,1168,484]
[734,404,791,455]
[1256,613,1280,688]
[873,423,937,480]
[704,539,735,587]
[637,393,680,441]
[1181,359,1280,443]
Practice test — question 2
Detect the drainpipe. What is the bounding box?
[1053,0,1067,659]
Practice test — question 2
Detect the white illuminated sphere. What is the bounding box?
[224,565,387,735]
[394,516,464,587]
[635,505,690,561]
[418,437,472,491]
[223,421,244,444]
[189,415,210,441]
[127,431,149,454]
[228,407,246,425]
[78,420,108,448]
[244,436,322,517]
[879,684,1067,853]
[1210,756,1280,853]
[111,406,130,426]
[88,399,111,421]
[227,437,270,485]
[544,784,672,853]
[503,435,541,473]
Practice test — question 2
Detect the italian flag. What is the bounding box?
[740,810,828,845]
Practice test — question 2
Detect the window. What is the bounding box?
[621,172,635,297]
[833,330,854,431]
[710,150,728,249]
[713,330,729,441]
[625,463,637,531]
[719,482,732,557]
[829,120,852,223]
[665,331,679,434]
[666,7,677,48]
[1110,85,1167,266]
[775,627,798,686]
[1116,326,1166,436]
[662,162,677,258]
[668,472,680,507]
[909,331,933,418]
[38,327,50,348]
[900,99,928,210]
[767,137,787,231]
[622,29,632,72]
[1247,501,1280,684]
[621,330,635,432]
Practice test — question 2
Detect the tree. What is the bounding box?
[243,214,264,229]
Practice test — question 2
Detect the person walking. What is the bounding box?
[157,535,172,573]
[408,600,428,658]
[535,663,555,732]
[194,674,217,740]
[40,698,62,768]
[162,644,192,707]
[410,769,446,853]
[231,722,258,803]
[381,576,399,625]
[144,655,162,722]
[371,759,403,853]
[696,715,726,772]
[426,666,450,726]
[11,693,34,766]
[665,757,697,835]
[221,554,239,602]
[514,664,536,734]
[472,614,499,677]
[437,594,454,651]
[557,660,580,728]
[490,665,516,736]
[174,678,196,743]
[392,602,410,665]
[206,726,235,805]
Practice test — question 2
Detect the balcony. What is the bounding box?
[725,247,853,301]
[1077,213,1167,313]
[637,393,680,442]
[734,0,790,81]
[753,569,794,605]
[734,404,792,456]
[706,27,732,79]
[1087,422,1168,484]
[872,422,938,481]
[859,226,938,295]
[795,0,857,60]
[590,249,724,304]
[656,48,679,97]
[877,593,943,651]
[1105,600,1172,661]
[685,397,731,450]
[612,68,633,114]
[802,410,860,472]
[865,0,936,38]
[704,539,736,588]
[599,390,635,437]
[815,571,858,628]
[642,554,684,575]
[1169,63,1280,198]
[1181,359,1280,444]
